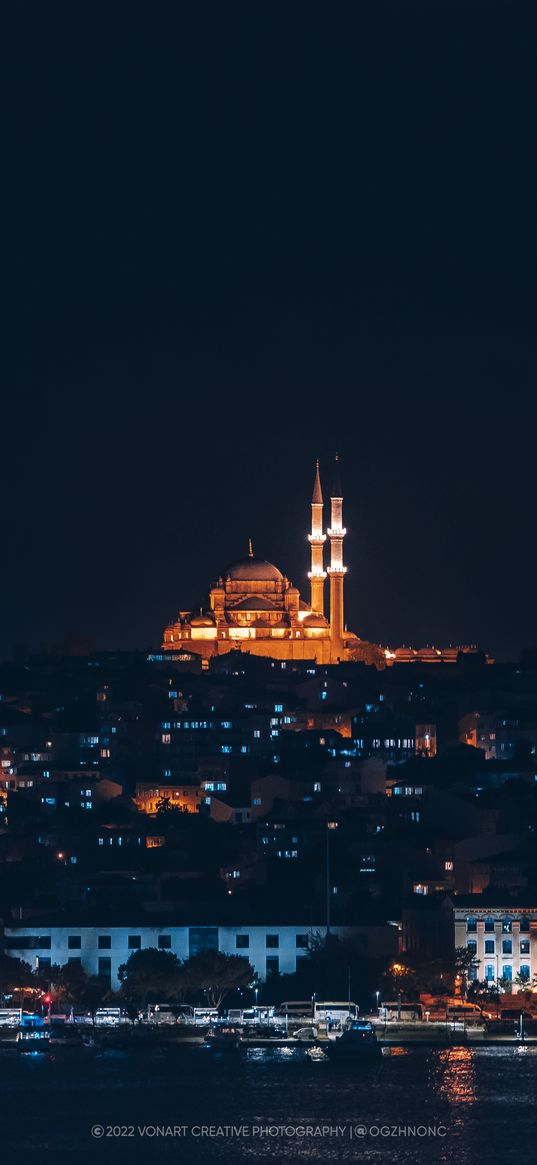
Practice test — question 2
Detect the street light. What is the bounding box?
[375,990,380,1017]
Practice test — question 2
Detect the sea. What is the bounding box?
[2,1044,536,1165]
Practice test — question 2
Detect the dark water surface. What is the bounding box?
[2,1044,536,1164]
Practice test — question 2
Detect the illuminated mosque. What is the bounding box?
[162,457,385,666]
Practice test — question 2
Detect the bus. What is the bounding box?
[274,1001,313,1020]
[193,1007,219,1025]
[0,1008,22,1027]
[95,1008,122,1026]
[313,1001,359,1026]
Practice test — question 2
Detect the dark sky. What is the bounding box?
[3,2,536,662]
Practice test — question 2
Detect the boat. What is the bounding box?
[325,1020,382,1062]
[17,1027,50,1053]
[205,1026,241,1052]
[306,1045,328,1061]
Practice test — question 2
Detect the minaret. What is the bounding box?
[307,459,326,615]
[327,453,347,660]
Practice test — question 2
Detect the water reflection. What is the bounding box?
[433,1047,476,1104]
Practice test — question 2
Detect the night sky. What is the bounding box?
[4,3,536,662]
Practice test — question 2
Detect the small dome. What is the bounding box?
[302,612,329,627]
[232,596,276,611]
[225,557,284,582]
[190,612,215,627]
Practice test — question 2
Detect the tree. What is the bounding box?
[79,976,114,1025]
[454,947,480,1000]
[155,797,188,819]
[255,935,388,1009]
[0,954,36,1002]
[118,948,185,1007]
[381,954,449,999]
[513,970,537,991]
[467,979,500,1017]
[41,962,89,1005]
[184,950,254,1009]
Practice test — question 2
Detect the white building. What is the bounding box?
[454,903,536,990]
[4,922,367,989]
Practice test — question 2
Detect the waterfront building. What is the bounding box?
[455,900,537,989]
[3,920,397,989]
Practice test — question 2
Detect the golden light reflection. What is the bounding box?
[434,1047,476,1105]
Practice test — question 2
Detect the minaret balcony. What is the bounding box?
[327,565,347,575]
[308,533,326,544]
[308,569,327,579]
[327,527,346,538]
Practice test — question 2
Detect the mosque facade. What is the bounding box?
[162,457,384,666]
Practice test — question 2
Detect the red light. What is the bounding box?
[42,995,52,1004]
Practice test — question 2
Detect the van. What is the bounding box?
[446,1004,482,1024]
[147,1004,195,1025]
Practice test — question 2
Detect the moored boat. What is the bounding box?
[325,1020,382,1062]
[17,1027,50,1053]
[205,1026,241,1052]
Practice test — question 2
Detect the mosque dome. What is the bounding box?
[225,557,284,583]
[302,612,329,627]
[232,596,276,610]
[190,612,215,627]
